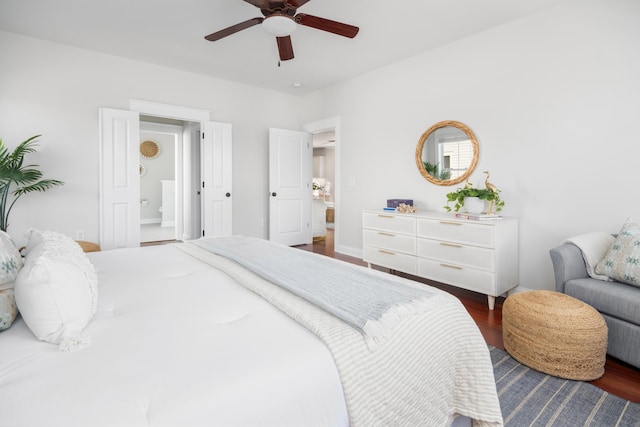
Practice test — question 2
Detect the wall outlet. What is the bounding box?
[261,218,267,226]
[76,230,85,241]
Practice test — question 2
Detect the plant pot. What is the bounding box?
[463,196,485,214]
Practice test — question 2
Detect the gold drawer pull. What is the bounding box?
[440,242,462,248]
[440,221,462,226]
[440,263,462,270]
[379,249,396,255]
[378,214,394,218]
[378,232,395,237]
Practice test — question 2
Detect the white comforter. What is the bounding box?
[178,241,503,427]
[0,245,348,426]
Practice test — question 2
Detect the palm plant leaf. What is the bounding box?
[0,135,64,231]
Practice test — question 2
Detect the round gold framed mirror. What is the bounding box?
[415,120,479,186]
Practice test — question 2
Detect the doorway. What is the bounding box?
[312,130,335,251]
[139,118,182,244]
[100,101,234,250]
[304,116,340,253]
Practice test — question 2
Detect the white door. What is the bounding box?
[269,128,312,246]
[201,121,232,238]
[99,108,140,249]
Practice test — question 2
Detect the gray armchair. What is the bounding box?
[550,243,640,370]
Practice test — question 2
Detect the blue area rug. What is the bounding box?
[490,346,640,427]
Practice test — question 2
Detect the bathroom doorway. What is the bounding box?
[139,118,181,244]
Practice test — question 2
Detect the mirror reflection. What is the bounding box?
[415,120,479,186]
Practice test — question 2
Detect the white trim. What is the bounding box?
[140,218,161,225]
[129,99,210,122]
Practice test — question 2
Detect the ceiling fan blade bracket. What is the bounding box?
[276,36,294,61]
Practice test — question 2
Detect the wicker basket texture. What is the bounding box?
[503,290,607,380]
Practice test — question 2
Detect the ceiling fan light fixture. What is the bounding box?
[262,14,297,37]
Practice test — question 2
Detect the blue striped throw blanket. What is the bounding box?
[193,236,438,350]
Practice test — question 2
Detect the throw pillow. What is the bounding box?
[0,230,22,291]
[595,220,640,287]
[563,232,615,281]
[14,229,98,351]
[0,289,18,331]
[0,230,23,331]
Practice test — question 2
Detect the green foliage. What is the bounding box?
[0,135,64,231]
[423,161,451,181]
[444,183,504,212]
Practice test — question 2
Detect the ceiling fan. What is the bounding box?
[204,0,359,61]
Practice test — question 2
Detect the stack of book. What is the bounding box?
[455,213,503,221]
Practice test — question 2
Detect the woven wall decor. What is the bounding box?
[140,140,160,159]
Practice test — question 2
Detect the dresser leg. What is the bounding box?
[367,262,372,269]
[487,295,496,310]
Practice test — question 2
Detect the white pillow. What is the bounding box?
[563,232,615,281]
[14,229,98,351]
[0,230,22,331]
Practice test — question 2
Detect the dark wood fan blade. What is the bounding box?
[295,14,359,38]
[204,17,263,42]
[276,36,294,61]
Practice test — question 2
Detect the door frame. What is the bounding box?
[303,116,342,253]
[130,100,211,241]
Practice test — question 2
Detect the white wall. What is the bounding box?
[299,0,640,292]
[2,0,639,295]
[0,30,302,246]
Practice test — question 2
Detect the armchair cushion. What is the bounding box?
[565,278,640,325]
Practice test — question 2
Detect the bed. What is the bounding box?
[0,230,503,427]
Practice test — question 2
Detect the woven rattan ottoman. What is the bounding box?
[502,290,607,380]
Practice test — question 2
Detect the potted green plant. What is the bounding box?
[0,135,64,231]
[422,161,451,181]
[444,183,504,214]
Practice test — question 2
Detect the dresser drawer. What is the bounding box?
[417,257,495,295]
[363,212,416,235]
[363,229,416,255]
[417,238,495,271]
[417,218,495,247]
[363,246,417,275]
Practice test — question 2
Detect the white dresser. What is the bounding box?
[363,210,518,309]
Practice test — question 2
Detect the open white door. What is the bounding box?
[99,108,140,250]
[200,121,232,238]
[269,128,312,246]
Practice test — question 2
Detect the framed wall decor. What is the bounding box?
[140,140,160,159]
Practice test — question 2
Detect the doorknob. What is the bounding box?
[271,192,277,197]
[225,193,231,197]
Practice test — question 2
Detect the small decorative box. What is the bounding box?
[387,199,413,208]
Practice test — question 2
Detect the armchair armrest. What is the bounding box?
[549,243,589,293]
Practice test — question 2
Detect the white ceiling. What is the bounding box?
[0,0,562,96]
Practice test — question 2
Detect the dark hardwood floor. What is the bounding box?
[297,228,640,403]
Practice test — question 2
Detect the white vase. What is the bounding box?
[463,197,485,214]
